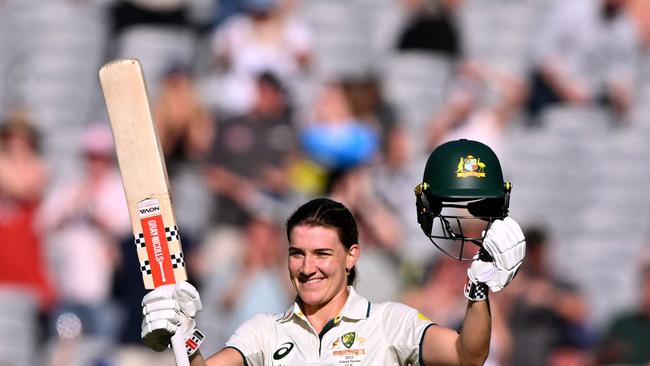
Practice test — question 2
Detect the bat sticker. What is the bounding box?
[137,198,175,286]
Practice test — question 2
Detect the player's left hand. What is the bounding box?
[467,217,526,294]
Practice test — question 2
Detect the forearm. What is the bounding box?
[456,300,491,366]
[190,351,208,366]
[457,217,525,365]
[421,299,492,366]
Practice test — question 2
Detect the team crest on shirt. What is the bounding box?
[332,332,367,357]
[341,332,356,348]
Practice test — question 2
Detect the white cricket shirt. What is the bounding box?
[225,287,434,366]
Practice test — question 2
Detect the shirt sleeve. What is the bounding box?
[225,314,275,366]
[380,302,434,365]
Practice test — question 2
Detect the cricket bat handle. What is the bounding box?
[171,331,190,366]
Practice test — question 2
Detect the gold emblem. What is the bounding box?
[456,155,486,178]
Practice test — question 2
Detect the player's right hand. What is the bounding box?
[464,217,525,301]
[141,281,203,353]
[468,217,525,292]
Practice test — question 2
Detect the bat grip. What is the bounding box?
[478,246,493,262]
[171,331,190,366]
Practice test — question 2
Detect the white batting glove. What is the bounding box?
[141,281,204,356]
[465,217,526,300]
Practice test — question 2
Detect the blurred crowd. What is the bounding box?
[1,0,650,365]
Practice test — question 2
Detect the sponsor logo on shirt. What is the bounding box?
[273,342,294,360]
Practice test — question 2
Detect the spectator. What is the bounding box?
[526,0,641,123]
[110,0,202,97]
[395,0,462,59]
[199,71,300,335]
[196,217,291,355]
[204,71,297,229]
[153,64,214,178]
[0,112,53,366]
[209,0,312,115]
[296,81,380,194]
[0,111,53,310]
[152,63,216,240]
[596,257,650,365]
[39,123,131,341]
[505,226,595,366]
[427,60,526,158]
[342,74,399,137]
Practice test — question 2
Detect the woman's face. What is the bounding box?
[288,225,359,310]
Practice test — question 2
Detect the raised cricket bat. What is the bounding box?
[99,58,189,366]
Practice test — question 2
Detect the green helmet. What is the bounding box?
[415,139,511,260]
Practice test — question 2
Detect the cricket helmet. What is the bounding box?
[415,139,511,260]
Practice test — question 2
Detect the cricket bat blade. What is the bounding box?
[99,58,187,290]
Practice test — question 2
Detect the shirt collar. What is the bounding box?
[277,286,371,323]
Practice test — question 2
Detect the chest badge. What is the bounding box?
[341,332,356,349]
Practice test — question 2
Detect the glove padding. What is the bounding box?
[468,217,526,293]
[141,281,202,352]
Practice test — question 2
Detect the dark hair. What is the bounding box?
[286,198,359,285]
[0,113,41,152]
[256,70,287,97]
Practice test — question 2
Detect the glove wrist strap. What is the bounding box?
[464,279,489,302]
[185,328,205,357]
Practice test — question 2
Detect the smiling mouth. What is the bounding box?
[300,277,325,284]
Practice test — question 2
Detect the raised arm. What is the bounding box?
[421,301,491,366]
[421,217,525,366]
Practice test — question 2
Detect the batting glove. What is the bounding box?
[465,217,526,301]
[141,281,205,357]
